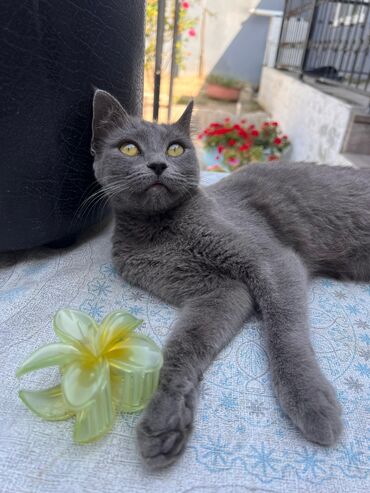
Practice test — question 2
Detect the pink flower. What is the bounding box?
[228,157,239,168]
[188,28,196,37]
[182,1,190,9]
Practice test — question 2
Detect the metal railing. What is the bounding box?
[276,0,370,95]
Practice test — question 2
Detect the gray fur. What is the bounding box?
[92,90,370,469]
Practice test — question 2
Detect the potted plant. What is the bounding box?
[198,118,290,172]
[205,74,244,102]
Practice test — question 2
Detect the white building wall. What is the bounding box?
[258,67,353,165]
[184,0,259,76]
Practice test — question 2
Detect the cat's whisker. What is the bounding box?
[70,180,128,229]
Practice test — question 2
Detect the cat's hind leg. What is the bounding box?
[136,280,253,469]
[318,250,370,282]
[342,251,370,282]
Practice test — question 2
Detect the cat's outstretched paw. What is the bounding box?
[136,387,197,469]
[283,383,342,446]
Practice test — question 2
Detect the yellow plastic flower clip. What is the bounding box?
[16,309,163,443]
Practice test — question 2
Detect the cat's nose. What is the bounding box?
[147,162,168,176]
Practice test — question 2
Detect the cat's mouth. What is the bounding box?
[145,182,169,192]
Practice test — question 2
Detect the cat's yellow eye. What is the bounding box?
[167,143,184,157]
[119,143,140,157]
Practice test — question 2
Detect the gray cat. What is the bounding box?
[91,89,370,469]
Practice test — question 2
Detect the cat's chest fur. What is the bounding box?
[111,195,237,304]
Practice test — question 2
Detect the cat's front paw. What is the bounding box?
[136,387,197,469]
[282,382,342,446]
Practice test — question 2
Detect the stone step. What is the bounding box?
[342,113,370,155]
[341,153,370,169]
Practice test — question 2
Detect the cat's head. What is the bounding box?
[91,90,200,215]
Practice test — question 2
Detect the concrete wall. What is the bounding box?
[258,67,353,165]
[183,0,284,85]
[211,14,269,86]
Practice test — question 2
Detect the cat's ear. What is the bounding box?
[174,100,194,133]
[91,89,130,155]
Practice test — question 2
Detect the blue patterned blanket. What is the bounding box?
[0,172,369,493]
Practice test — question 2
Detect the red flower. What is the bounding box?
[263,122,270,127]
[188,28,196,37]
[239,143,250,151]
[268,154,278,161]
[240,118,247,124]
[197,133,203,139]
[210,122,222,128]
[282,135,288,140]
[228,139,236,146]
[248,124,255,130]
[217,145,224,153]
[213,128,232,135]
[251,129,259,137]
[224,117,231,123]
[273,137,282,145]
[182,1,190,9]
[238,129,249,139]
[271,122,278,127]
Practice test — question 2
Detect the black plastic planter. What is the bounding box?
[0,0,145,251]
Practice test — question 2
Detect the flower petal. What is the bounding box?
[53,309,98,351]
[108,334,163,412]
[97,310,143,351]
[61,359,107,410]
[19,385,73,421]
[73,363,113,443]
[16,343,81,377]
[108,334,163,371]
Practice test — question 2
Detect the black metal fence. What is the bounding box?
[276,0,370,95]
